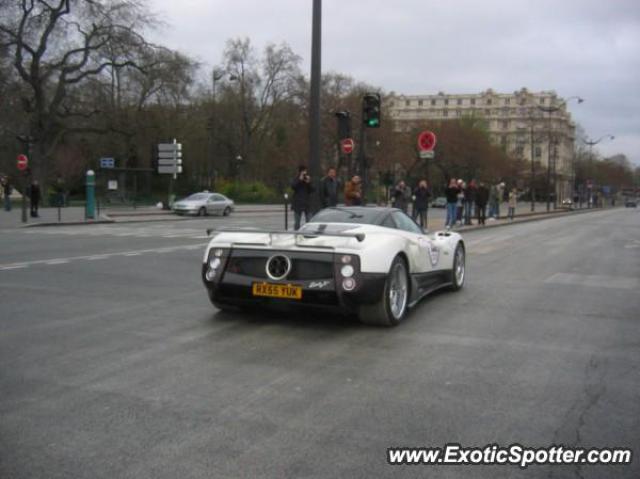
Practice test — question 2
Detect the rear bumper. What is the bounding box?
[202,263,386,314]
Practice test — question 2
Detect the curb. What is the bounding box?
[22,218,115,228]
[454,207,616,234]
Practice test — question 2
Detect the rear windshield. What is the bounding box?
[308,208,384,226]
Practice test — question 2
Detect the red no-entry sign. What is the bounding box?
[417,130,437,152]
[17,154,29,171]
[341,138,354,155]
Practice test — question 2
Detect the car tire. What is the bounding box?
[223,206,231,216]
[449,242,465,291]
[359,255,409,327]
[198,207,207,217]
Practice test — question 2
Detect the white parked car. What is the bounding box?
[202,207,465,326]
[173,192,234,216]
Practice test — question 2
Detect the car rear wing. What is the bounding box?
[205,228,365,248]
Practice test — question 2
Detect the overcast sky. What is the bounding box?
[148,0,640,166]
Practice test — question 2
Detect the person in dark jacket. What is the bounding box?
[29,179,41,218]
[320,166,338,208]
[2,176,12,212]
[291,165,315,229]
[412,179,431,228]
[391,180,410,213]
[463,179,476,225]
[444,178,459,229]
[475,181,489,225]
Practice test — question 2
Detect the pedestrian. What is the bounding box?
[463,180,475,225]
[496,181,505,218]
[508,187,517,220]
[488,183,498,219]
[456,180,465,226]
[412,179,431,229]
[444,178,459,229]
[290,165,314,230]
[344,175,362,206]
[391,180,409,213]
[475,181,489,225]
[320,166,338,208]
[1,176,12,212]
[29,179,41,217]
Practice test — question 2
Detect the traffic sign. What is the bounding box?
[100,157,115,169]
[419,150,435,159]
[17,154,28,171]
[158,166,183,174]
[158,159,183,166]
[158,150,182,159]
[417,130,437,152]
[340,138,354,155]
[158,143,182,152]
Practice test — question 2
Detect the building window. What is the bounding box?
[471,98,476,105]
[502,120,509,129]
[443,110,449,117]
[431,99,436,106]
[486,99,492,105]
[418,100,423,106]
[535,147,541,158]
[457,98,463,105]
[515,146,524,156]
[389,101,394,108]
[504,98,511,105]
[456,110,462,117]
[501,136,508,145]
[444,99,449,105]
[405,100,410,107]
[539,98,545,105]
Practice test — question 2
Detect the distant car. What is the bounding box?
[625,198,637,208]
[561,198,573,208]
[173,192,235,216]
[431,197,447,208]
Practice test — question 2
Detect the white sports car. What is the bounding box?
[202,207,465,326]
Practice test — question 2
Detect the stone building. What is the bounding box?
[386,88,579,201]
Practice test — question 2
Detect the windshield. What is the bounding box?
[184,194,210,201]
[308,207,385,226]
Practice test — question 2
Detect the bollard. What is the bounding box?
[284,193,289,230]
[85,169,96,219]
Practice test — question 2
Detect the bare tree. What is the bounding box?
[0,0,164,185]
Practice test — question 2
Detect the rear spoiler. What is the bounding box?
[205,228,365,245]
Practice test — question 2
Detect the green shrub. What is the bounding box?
[216,179,280,204]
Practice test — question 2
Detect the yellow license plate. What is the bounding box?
[252,282,302,300]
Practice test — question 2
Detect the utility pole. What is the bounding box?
[308,0,322,213]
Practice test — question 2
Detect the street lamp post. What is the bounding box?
[537,96,584,211]
[583,134,615,208]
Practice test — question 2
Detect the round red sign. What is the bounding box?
[340,138,355,155]
[17,154,28,171]
[417,130,437,152]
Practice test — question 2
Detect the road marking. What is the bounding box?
[0,264,28,271]
[545,273,639,290]
[0,243,208,272]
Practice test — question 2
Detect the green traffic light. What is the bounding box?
[368,118,379,127]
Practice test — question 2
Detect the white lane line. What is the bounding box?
[0,243,208,271]
[0,264,28,270]
[545,273,639,290]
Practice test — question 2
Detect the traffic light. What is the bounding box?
[363,93,381,128]
[335,111,351,139]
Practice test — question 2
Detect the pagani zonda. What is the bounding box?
[202,207,465,326]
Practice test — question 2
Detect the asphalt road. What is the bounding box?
[1,208,638,478]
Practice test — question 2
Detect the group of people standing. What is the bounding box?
[1,176,41,217]
[290,166,364,229]
[289,166,518,231]
[444,179,518,229]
